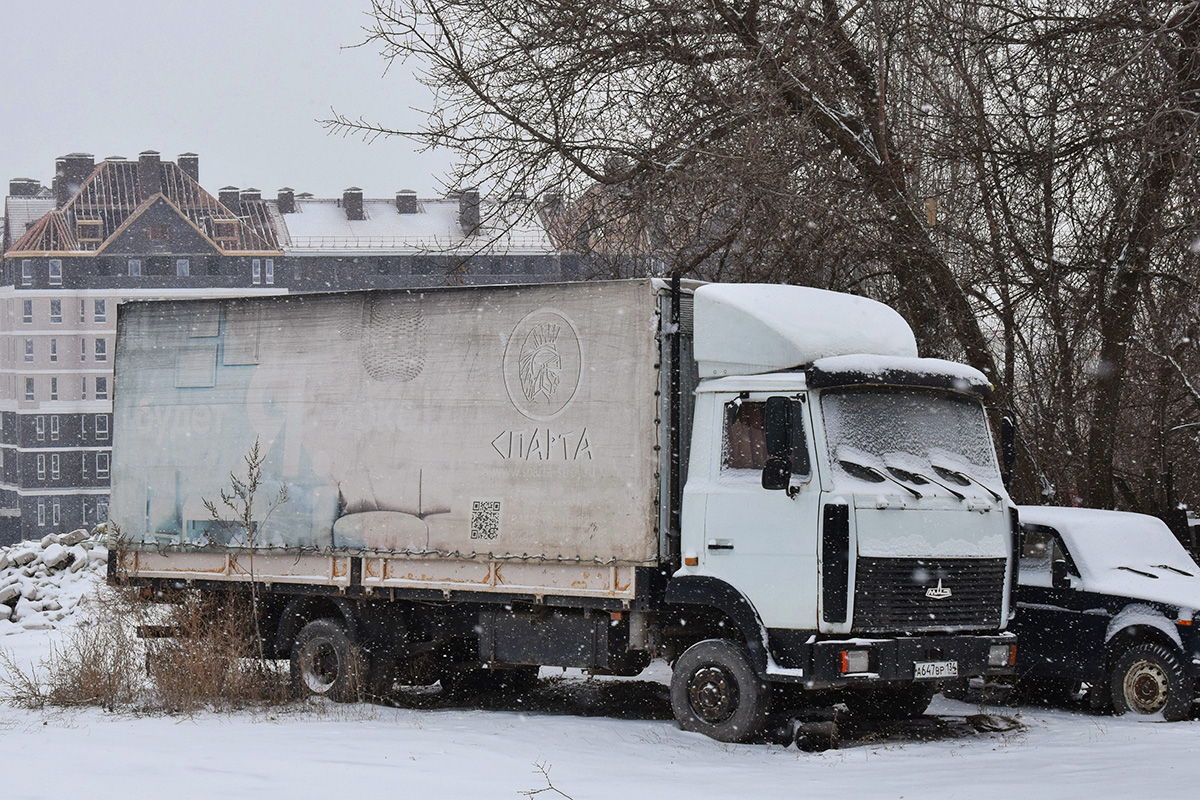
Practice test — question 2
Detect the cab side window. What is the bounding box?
[721,399,811,478]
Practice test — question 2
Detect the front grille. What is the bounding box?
[853,557,1005,632]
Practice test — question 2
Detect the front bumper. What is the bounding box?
[778,631,1017,689]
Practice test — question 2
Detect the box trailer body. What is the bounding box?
[110,279,1016,742]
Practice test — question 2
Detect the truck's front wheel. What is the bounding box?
[291,618,363,702]
[670,639,770,743]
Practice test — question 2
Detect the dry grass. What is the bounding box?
[0,585,288,713]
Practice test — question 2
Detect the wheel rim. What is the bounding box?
[1122,659,1170,714]
[302,640,340,694]
[687,664,740,724]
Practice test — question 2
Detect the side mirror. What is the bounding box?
[1001,415,1017,489]
[764,396,791,457]
[1051,559,1070,589]
[762,455,793,491]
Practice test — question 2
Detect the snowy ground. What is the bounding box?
[1,554,1198,799]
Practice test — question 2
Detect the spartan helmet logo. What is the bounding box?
[504,308,581,421]
[519,322,562,403]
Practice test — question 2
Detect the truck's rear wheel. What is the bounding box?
[291,619,363,702]
[670,639,770,743]
[1110,642,1193,721]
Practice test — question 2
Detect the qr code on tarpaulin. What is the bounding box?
[470,500,501,540]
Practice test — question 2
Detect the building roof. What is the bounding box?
[4,197,56,249]
[6,159,278,255]
[276,197,556,256]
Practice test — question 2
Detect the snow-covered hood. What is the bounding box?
[1020,506,1200,610]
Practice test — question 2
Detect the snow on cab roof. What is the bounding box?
[693,284,918,378]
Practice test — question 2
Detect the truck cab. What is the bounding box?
[666,283,1017,739]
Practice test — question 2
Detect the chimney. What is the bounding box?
[8,178,41,197]
[138,150,162,197]
[395,189,418,214]
[459,187,481,235]
[62,153,95,197]
[277,187,295,214]
[178,152,199,182]
[53,157,68,207]
[343,187,364,221]
[218,186,241,211]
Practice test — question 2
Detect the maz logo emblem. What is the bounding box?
[925,579,952,600]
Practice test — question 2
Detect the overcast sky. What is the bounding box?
[0,1,456,198]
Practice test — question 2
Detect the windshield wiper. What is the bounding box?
[863,463,922,499]
[933,464,1003,501]
[905,469,966,501]
[1117,566,1159,579]
[1152,563,1194,577]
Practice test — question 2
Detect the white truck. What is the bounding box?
[109,278,1017,741]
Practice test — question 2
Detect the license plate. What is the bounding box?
[913,660,958,680]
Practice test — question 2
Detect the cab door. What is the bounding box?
[697,393,821,629]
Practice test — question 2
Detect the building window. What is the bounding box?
[50,378,58,401]
[37,499,45,526]
[95,339,107,361]
[128,258,142,276]
[49,259,62,286]
[77,220,103,242]
[81,376,87,399]
[252,258,262,284]
[23,300,33,324]
[50,299,62,324]
[52,498,61,525]
[176,258,190,277]
[36,415,45,441]
[81,338,87,361]
[51,454,60,481]
[24,339,33,362]
[96,452,110,478]
[37,454,46,480]
[21,260,32,286]
[80,299,86,323]
[148,224,170,242]
[25,378,34,401]
[94,299,107,322]
[95,414,109,440]
[96,377,108,401]
[81,453,88,480]
[49,339,58,362]
[97,499,108,520]
[51,415,59,441]
[265,258,275,285]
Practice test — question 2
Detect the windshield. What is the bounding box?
[821,387,1001,486]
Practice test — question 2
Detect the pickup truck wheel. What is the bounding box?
[670,639,770,743]
[291,619,363,703]
[843,683,935,720]
[1109,642,1193,721]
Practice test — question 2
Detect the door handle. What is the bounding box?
[707,539,734,551]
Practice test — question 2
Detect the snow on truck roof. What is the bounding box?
[693,283,920,377]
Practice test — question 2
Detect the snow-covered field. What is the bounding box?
[1,542,1197,800]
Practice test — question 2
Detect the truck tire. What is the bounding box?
[1109,642,1194,721]
[670,639,770,743]
[291,619,364,702]
[843,683,935,720]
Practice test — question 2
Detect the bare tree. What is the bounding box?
[331,0,1200,509]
